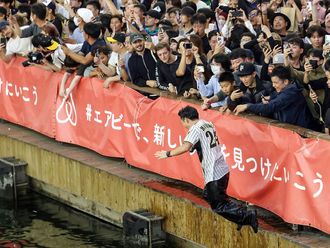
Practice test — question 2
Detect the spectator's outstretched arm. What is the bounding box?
[235,92,295,116]
[62,46,93,65]
[30,59,61,72]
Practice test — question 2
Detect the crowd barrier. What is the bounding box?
[0,58,329,234]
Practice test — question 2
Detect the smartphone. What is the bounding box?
[232,10,242,18]
[217,36,224,44]
[306,1,312,10]
[0,36,6,47]
[183,43,192,49]
[95,49,99,58]
[325,35,330,44]
[283,41,289,50]
[309,60,318,69]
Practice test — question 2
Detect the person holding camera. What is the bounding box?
[155,42,193,95]
[26,33,65,72]
[221,8,256,39]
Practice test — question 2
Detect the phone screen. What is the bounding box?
[325,35,330,44]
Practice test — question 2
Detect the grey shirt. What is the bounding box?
[21,23,42,38]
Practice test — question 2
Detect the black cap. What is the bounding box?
[130,33,145,43]
[0,20,9,31]
[153,1,166,15]
[271,13,291,31]
[145,9,162,20]
[236,62,256,76]
[107,32,126,43]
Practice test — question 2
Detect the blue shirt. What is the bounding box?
[80,38,106,56]
[71,28,84,44]
[196,75,227,107]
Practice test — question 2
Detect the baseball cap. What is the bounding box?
[145,9,161,20]
[153,1,166,15]
[236,62,255,76]
[77,8,94,23]
[47,40,59,50]
[42,0,56,11]
[130,33,145,43]
[107,32,126,43]
[0,20,9,31]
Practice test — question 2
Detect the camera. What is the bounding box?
[232,10,242,18]
[309,60,318,70]
[22,51,44,67]
[183,42,192,49]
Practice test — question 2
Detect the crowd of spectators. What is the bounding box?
[1,0,330,133]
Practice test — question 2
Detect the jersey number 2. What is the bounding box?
[206,130,219,148]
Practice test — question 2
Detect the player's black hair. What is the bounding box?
[83,22,101,39]
[178,106,199,120]
[31,3,47,21]
[270,66,291,81]
[219,72,235,83]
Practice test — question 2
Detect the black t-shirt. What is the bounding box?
[157,56,193,94]
[80,38,106,56]
[201,34,211,54]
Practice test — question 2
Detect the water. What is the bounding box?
[0,191,124,248]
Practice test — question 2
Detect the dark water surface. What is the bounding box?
[0,192,123,248]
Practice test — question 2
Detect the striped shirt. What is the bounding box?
[184,120,229,185]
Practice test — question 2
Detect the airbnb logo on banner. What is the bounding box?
[56,94,77,126]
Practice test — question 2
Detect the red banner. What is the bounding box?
[0,58,329,234]
[0,58,57,137]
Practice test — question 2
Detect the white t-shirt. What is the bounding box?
[6,36,33,56]
[51,43,82,69]
[108,52,121,76]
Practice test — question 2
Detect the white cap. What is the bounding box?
[77,8,93,23]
